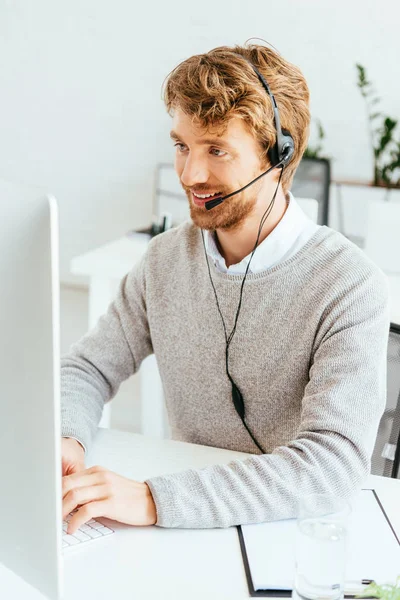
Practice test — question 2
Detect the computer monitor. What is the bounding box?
[0,181,63,600]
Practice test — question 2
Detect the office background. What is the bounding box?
[1,0,400,433]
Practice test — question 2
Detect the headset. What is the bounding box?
[201,56,295,453]
[204,58,294,210]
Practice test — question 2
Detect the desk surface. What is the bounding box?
[2,428,400,600]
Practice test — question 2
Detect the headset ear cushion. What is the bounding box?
[267,143,280,168]
[280,128,295,164]
[268,129,295,167]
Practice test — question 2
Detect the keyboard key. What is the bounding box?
[89,521,105,529]
[97,526,113,536]
[73,531,91,542]
[86,528,102,539]
[63,535,80,546]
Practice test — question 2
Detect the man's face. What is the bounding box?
[171,108,275,231]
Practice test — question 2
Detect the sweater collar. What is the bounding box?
[203,192,316,274]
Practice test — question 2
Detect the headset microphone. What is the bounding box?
[204,152,289,211]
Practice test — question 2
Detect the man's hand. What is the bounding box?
[62,465,157,534]
[61,437,86,476]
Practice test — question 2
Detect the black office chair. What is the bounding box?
[371,323,400,478]
[290,157,331,226]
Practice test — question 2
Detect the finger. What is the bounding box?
[68,500,110,535]
[62,466,106,498]
[62,461,85,477]
[63,484,109,521]
[69,460,85,474]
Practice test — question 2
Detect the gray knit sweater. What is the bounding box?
[61,223,390,529]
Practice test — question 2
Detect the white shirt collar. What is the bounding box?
[203,192,319,274]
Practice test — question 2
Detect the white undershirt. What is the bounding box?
[203,192,320,274]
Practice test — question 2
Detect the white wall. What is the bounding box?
[2,3,399,436]
[1,0,400,286]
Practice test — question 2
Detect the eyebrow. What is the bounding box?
[169,130,233,148]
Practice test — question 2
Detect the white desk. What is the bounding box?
[1,429,400,600]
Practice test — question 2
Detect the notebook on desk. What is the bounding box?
[238,489,400,598]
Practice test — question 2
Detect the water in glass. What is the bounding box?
[294,494,350,600]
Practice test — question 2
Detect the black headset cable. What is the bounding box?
[201,167,284,453]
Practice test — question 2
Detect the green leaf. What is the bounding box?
[384,117,397,130]
[356,64,368,86]
[376,117,397,155]
[316,119,325,140]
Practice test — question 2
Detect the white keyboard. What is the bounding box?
[62,510,114,550]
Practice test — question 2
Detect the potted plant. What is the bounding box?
[355,64,400,274]
[356,64,400,192]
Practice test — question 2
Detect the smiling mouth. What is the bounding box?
[191,191,223,207]
[191,191,222,199]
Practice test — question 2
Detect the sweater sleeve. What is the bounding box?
[61,253,152,451]
[145,268,390,528]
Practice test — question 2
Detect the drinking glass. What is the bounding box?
[293,493,351,600]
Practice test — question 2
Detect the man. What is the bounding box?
[61,43,390,534]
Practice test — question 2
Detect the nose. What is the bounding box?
[179,154,209,188]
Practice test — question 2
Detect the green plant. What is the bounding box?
[356,576,400,599]
[304,118,328,160]
[356,64,400,188]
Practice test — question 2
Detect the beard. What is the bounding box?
[184,186,259,232]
